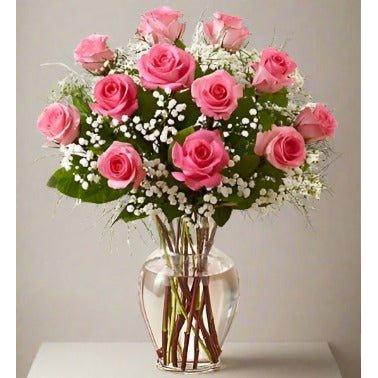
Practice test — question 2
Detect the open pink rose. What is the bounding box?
[254,125,306,171]
[252,48,297,93]
[74,34,115,73]
[37,103,80,145]
[172,129,229,190]
[204,12,249,51]
[97,142,145,189]
[90,74,138,121]
[137,6,185,44]
[137,43,195,92]
[296,103,338,142]
[191,70,243,120]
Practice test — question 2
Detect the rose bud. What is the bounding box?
[74,34,115,74]
[296,103,338,142]
[137,6,185,44]
[203,12,249,51]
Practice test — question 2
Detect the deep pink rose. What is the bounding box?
[191,70,243,120]
[137,6,185,44]
[74,34,115,73]
[296,103,338,142]
[252,48,297,93]
[203,12,249,51]
[172,129,229,190]
[90,74,138,121]
[97,142,145,189]
[254,125,306,171]
[137,43,195,92]
[37,103,80,145]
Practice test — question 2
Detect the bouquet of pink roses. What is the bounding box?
[37,6,337,372]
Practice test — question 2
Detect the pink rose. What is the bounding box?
[191,70,243,120]
[137,43,195,92]
[137,6,185,44]
[90,74,138,121]
[74,34,115,73]
[254,125,306,171]
[203,12,249,51]
[97,142,146,189]
[296,103,338,142]
[252,48,297,93]
[172,129,229,190]
[37,103,80,145]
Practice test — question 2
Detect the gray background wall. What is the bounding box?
[17,0,360,377]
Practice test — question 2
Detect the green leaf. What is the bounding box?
[258,88,288,107]
[137,86,158,120]
[47,168,129,204]
[173,90,201,129]
[213,207,232,227]
[227,87,256,123]
[228,155,260,179]
[259,109,275,131]
[174,39,187,49]
[114,209,147,225]
[160,204,183,222]
[72,94,91,116]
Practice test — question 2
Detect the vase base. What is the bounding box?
[156,359,221,374]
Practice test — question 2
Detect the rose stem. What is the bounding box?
[177,277,219,362]
[181,276,200,371]
[193,286,206,369]
[162,285,171,365]
[171,312,184,367]
[203,282,221,355]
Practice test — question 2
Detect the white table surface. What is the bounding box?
[27,342,341,378]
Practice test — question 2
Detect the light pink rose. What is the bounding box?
[296,103,338,142]
[74,34,115,73]
[191,70,243,120]
[172,129,229,191]
[137,43,195,92]
[137,6,185,44]
[90,74,138,121]
[252,48,297,93]
[37,103,80,145]
[254,125,306,171]
[97,142,146,189]
[203,12,249,51]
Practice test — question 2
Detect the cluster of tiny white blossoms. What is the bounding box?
[59,143,100,190]
[114,159,194,219]
[111,88,188,152]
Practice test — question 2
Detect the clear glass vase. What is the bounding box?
[138,215,239,373]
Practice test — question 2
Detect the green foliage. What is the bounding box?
[114,209,148,224]
[226,155,260,179]
[258,109,275,131]
[47,168,129,204]
[174,39,186,50]
[137,86,158,120]
[258,88,288,107]
[173,90,201,129]
[213,206,232,227]
[160,204,184,222]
